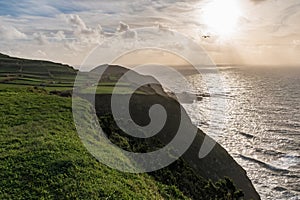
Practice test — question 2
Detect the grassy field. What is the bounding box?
[0,54,142,94]
[0,53,76,92]
[0,88,189,199]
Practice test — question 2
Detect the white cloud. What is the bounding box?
[250,0,268,3]
[33,32,49,45]
[0,25,27,40]
[117,21,130,32]
[157,23,170,31]
[116,21,137,39]
[64,41,80,52]
[68,14,89,32]
[52,31,66,41]
[65,14,103,44]
[293,40,300,45]
[36,50,47,57]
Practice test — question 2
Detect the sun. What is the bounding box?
[202,0,241,37]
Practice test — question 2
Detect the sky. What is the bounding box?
[0,0,300,67]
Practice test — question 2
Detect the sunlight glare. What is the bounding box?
[203,0,241,36]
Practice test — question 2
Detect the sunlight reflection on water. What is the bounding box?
[182,67,300,200]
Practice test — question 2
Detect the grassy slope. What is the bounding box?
[0,53,76,91]
[0,88,188,199]
[0,54,247,199]
[0,54,136,94]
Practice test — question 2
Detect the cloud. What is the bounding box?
[64,41,79,51]
[52,31,66,41]
[157,23,170,31]
[116,21,137,39]
[250,0,267,3]
[35,50,47,57]
[33,32,49,45]
[66,14,103,44]
[293,40,300,45]
[279,3,300,26]
[0,25,27,40]
[117,21,130,32]
[0,0,300,67]
[292,40,300,50]
[68,14,90,32]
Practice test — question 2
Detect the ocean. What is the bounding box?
[183,67,300,200]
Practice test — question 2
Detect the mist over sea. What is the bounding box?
[183,66,300,200]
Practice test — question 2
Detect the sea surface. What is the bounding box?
[183,67,300,200]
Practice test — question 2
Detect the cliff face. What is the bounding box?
[79,65,260,200]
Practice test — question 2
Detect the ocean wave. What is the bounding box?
[239,154,291,174]
[238,131,255,139]
[254,148,285,156]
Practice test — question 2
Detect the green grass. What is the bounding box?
[0,88,189,200]
[20,73,53,79]
[0,66,20,73]
[0,83,31,89]
[97,114,244,200]
[6,79,44,85]
[0,87,244,199]
[78,86,144,94]
[0,54,138,95]
[0,53,245,199]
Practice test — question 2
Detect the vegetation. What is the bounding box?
[0,53,245,199]
[0,87,243,199]
[0,53,136,94]
[98,114,244,200]
[0,88,189,199]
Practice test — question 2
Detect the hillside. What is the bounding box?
[0,53,76,90]
[0,54,150,95]
[0,88,189,199]
[0,53,260,199]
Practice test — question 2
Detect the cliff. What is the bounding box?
[77,65,260,199]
